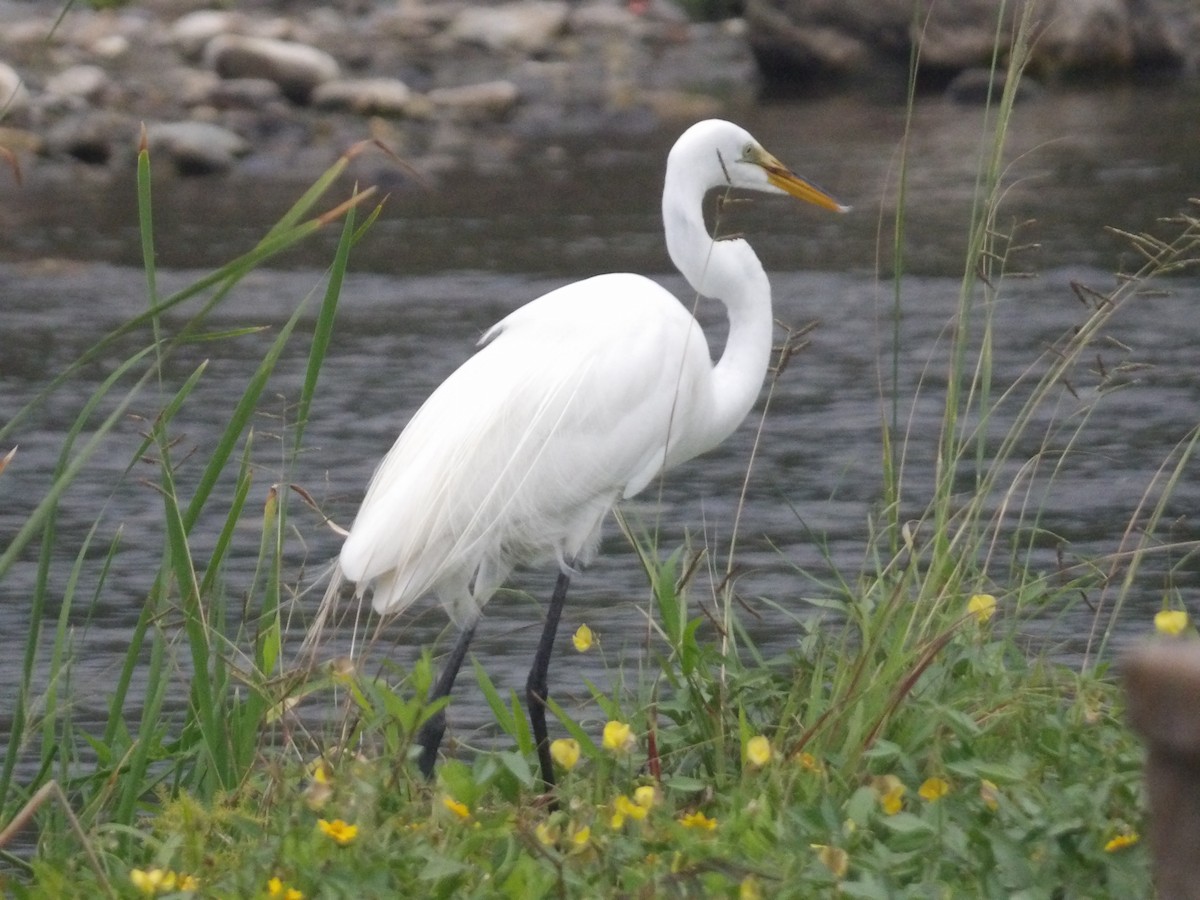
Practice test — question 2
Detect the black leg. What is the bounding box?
[526,567,572,794]
[416,622,476,778]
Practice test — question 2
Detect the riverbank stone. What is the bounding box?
[427,80,521,122]
[43,110,129,165]
[312,78,415,117]
[0,61,30,118]
[145,120,249,175]
[745,0,1188,83]
[203,34,340,104]
[0,0,1197,184]
[44,64,111,105]
[447,2,570,55]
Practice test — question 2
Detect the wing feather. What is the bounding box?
[339,273,715,622]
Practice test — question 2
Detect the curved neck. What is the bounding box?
[663,178,774,454]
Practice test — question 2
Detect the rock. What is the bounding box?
[1037,0,1182,73]
[448,1,569,55]
[570,1,643,34]
[203,77,284,111]
[744,0,1186,83]
[427,80,520,122]
[145,120,250,176]
[170,10,246,60]
[44,111,130,165]
[0,62,30,117]
[945,67,1041,103]
[91,33,129,60]
[45,64,111,103]
[368,2,463,41]
[203,34,339,104]
[312,77,413,117]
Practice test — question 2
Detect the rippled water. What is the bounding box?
[2,85,1199,753]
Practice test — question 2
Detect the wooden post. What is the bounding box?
[1125,641,1200,900]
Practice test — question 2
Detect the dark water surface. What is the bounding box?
[2,86,1199,753]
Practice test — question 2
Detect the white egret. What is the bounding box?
[325,118,847,790]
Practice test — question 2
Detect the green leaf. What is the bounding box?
[473,659,515,736]
[663,775,708,794]
[880,811,935,836]
[497,750,535,788]
[418,853,469,882]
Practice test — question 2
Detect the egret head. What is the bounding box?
[735,140,850,213]
[671,119,849,214]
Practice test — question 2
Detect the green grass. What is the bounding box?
[4,7,1200,897]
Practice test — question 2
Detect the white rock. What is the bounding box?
[448,2,569,54]
[571,1,641,34]
[170,10,245,60]
[427,80,520,121]
[203,34,339,103]
[91,34,129,59]
[146,120,250,175]
[0,62,30,116]
[312,78,413,116]
[45,65,110,102]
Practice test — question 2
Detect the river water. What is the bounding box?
[2,84,1199,753]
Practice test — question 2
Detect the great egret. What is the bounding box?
[325,118,846,791]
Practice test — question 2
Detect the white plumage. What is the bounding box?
[340,272,719,625]
[323,118,846,788]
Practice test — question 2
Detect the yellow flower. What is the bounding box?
[268,878,304,900]
[678,810,718,831]
[177,873,199,892]
[570,824,591,847]
[441,796,471,820]
[980,779,1000,811]
[633,785,658,809]
[1104,832,1140,853]
[308,758,332,784]
[967,593,997,623]
[317,818,359,846]
[535,821,558,845]
[873,775,906,815]
[745,735,772,768]
[739,875,764,900]
[811,843,850,879]
[130,869,162,895]
[130,868,179,895]
[1155,609,1189,636]
[918,777,951,802]
[572,624,594,651]
[602,720,634,753]
[611,794,650,827]
[550,738,581,771]
[881,786,905,815]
